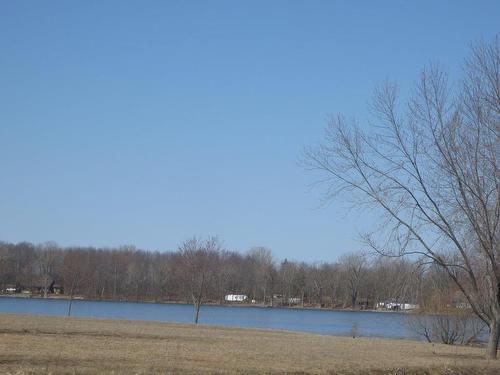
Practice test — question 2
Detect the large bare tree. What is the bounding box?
[304,38,499,358]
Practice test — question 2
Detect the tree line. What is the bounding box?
[0,238,463,314]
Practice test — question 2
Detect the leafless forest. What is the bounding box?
[0,239,467,312]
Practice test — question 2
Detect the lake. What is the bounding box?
[0,297,418,340]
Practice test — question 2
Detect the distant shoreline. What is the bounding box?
[0,293,408,314]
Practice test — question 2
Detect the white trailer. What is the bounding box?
[224,294,248,302]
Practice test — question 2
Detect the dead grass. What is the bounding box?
[0,313,498,374]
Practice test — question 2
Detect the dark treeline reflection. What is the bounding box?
[0,240,462,310]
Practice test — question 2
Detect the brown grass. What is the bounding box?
[0,313,498,374]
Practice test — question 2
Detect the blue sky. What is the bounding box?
[1,1,498,261]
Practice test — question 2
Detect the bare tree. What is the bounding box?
[178,236,222,324]
[36,242,60,298]
[214,250,241,304]
[248,247,274,304]
[339,252,367,309]
[407,311,486,345]
[305,263,325,307]
[304,38,499,358]
[62,248,90,316]
[372,257,420,307]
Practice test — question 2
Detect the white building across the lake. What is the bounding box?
[377,302,419,310]
[225,294,248,302]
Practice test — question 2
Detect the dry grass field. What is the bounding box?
[0,313,498,374]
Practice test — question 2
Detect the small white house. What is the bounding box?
[377,301,419,310]
[288,297,302,305]
[225,294,248,302]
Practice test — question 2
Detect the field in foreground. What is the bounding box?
[0,314,498,374]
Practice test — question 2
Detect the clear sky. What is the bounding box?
[1,1,498,262]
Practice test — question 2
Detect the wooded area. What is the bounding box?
[0,239,467,312]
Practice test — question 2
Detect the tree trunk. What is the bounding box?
[43,277,49,298]
[67,295,73,317]
[67,285,74,317]
[194,301,201,324]
[487,316,499,359]
[113,266,117,300]
[351,292,357,309]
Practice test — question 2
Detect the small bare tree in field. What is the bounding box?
[62,248,90,316]
[178,236,222,324]
[304,38,499,358]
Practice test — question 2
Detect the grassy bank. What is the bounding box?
[0,314,498,374]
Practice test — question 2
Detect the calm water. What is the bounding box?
[0,297,416,340]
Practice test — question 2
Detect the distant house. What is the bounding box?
[401,303,418,310]
[288,297,302,305]
[51,284,64,295]
[3,284,19,294]
[224,294,248,302]
[357,297,370,309]
[33,281,64,296]
[377,301,419,310]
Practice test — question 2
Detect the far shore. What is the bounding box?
[0,313,498,374]
[0,293,408,314]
